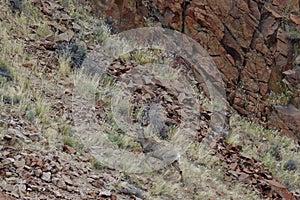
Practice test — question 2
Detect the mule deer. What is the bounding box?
[139,104,169,140]
[136,128,183,184]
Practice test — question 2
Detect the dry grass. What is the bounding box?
[227,116,300,194]
[0,1,298,199]
[58,54,72,77]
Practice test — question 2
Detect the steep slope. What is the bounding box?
[0,0,299,199]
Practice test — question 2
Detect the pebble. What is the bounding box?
[29,134,40,142]
[66,185,74,192]
[63,145,76,154]
[6,157,15,163]
[89,174,100,179]
[24,165,31,170]
[5,171,13,176]
[123,186,143,198]
[5,177,18,184]
[41,172,52,182]
[43,163,52,171]
[13,159,25,168]
[53,190,62,198]
[70,170,79,177]
[3,134,12,140]
[87,178,94,183]
[2,151,10,156]
[29,185,40,191]
[91,180,104,188]
[56,179,67,189]
[62,174,73,185]
[100,189,111,197]
[19,183,27,193]
[34,169,43,177]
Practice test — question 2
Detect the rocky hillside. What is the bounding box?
[0,0,300,199]
[94,0,300,140]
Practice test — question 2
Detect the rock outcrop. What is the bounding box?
[269,104,300,140]
[91,0,300,138]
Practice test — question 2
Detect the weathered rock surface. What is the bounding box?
[93,0,300,138]
[268,104,300,139]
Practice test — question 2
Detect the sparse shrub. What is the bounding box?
[60,124,72,136]
[55,42,87,69]
[25,109,35,122]
[121,48,170,65]
[91,158,105,170]
[35,22,53,38]
[94,23,110,44]
[63,136,84,150]
[268,144,282,161]
[283,159,297,171]
[0,59,12,83]
[286,29,300,40]
[2,95,20,105]
[24,99,50,125]
[7,0,23,14]
[108,132,139,149]
[72,68,101,100]
[58,54,71,76]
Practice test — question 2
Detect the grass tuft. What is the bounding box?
[228,116,300,193]
[58,54,71,76]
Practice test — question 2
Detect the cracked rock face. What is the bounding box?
[269,104,300,140]
[93,0,300,138]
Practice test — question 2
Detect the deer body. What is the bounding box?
[136,129,183,183]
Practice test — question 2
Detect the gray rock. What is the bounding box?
[5,177,18,184]
[62,174,73,186]
[5,172,13,176]
[13,159,25,169]
[53,190,62,198]
[56,179,67,189]
[34,169,43,177]
[19,183,26,194]
[41,172,51,182]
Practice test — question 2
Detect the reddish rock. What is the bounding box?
[246,104,256,113]
[276,29,291,57]
[63,145,76,154]
[269,66,284,93]
[233,92,246,107]
[233,104,248,115]
[290,14,300,25]
[241,70,259,93]
[256,62,271,82]
[269,105,300,139]
[185,16,198,36]
[265,6,283,19]
[259,82,269,97]
[272,0,299,11]
[94,0,300,137]
[261,16,278,38]
[207,0,231,19]
[249,1,260,20]
[253,35,270,56]
[164,9,180,30]
[283,69,300,85]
